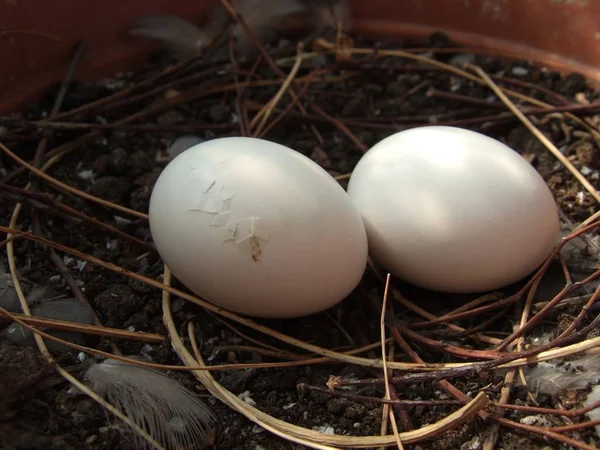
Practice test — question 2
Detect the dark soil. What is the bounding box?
[1,29,600,450]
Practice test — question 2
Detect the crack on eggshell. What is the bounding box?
[228,216,269,262]
[189,180,270,260]
[192,179,235,213]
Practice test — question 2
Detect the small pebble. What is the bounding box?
[168,135,205,159]
[385,81,406,97]
[139,345,154,360]
[113,216,133,226]
[342,97,366,116]
[238,391,257,407]
[88,176,132,203]
[312,425,334,435]
[209,104,229,123]
[520,415,553,428]
[94,136,108,146]
[450,81,462,92]
[128,150,153,175]
[157,110,186,126]
[108,148,129,175]
[77,170,95,181]
[449,53,475,67]
[101,77,128,91]
[575,140,599,168]
[511,66,529,76]
[460,435,481,450]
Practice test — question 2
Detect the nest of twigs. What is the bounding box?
[2,5,600,450]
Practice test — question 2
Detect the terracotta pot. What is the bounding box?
[1,0,599,114]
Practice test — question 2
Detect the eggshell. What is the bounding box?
[347,126,559,293]
[149,137,368,318]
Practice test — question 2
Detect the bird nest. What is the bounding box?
[1,3,600,450]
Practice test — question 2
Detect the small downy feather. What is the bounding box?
[129,15,216,59]
[229,0,306,42]
[86,358,215,450]
[522,354,600,396]
[128,0,349,57]
[230,0,352,40]
[303,0,352,33]
[1,295,95,354]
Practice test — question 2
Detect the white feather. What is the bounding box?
[128,0,349,57]
[230,0,305,39]
[86,358,215,450]
[129,15,212,58]
[523,354,600,396]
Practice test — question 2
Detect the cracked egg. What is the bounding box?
[148,136,368,318]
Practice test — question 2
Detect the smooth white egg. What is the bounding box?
[149,136,368,318]
[347,126,559,293]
